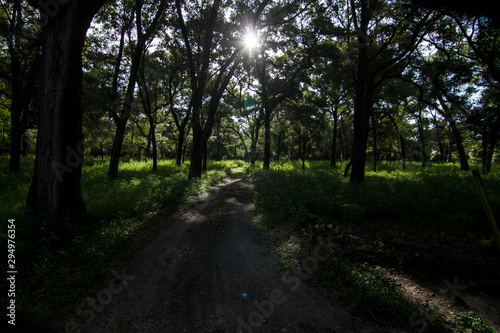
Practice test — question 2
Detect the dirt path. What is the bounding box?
[81,170,390,333]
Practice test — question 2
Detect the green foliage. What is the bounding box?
[251,160,500,230]
[456,315,495,333]
[316,259,446,331]
[0,156,238,320]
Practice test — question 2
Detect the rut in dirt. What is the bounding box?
[82,171,391,333]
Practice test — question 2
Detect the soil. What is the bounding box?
[73,169,397,333]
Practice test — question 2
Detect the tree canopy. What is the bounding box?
[0,0,499,217]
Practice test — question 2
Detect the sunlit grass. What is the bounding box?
[0,155,240,321]
[250,159,499,332]
[250,159,499,230]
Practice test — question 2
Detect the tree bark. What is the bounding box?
[417,108,426,167]
[176,128,185,166]
[371,113,377,172]
[349,0,372,184]
[331,106,338,168]
[263,105,271,170]
[250,120,261,165]
[151,123,157,171]
[439,98,469,171]
[482,133,496,175]
[108,0,166,178]
[27,0,106,219]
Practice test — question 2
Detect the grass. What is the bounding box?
[250,160,500,230]
[0,155,242,321]
[249,159,499,332]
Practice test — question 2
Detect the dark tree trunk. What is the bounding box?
[27,0,106,219]
[7,0,32,172]
[276,132,282,161]
[146,126,152,158]
[250,121,261,165]
[331,107,338,168]
[21,134,27,156]
[349,0,372,184]
[400,133,406,170]
[344,158,353,178]
[9,56,22,172]
[108,0,166,178]
[263,106,271,170]
[449,119,469,171]
[447,124,453,163]
[350,88,372,183]
[176,128,185,166]
[386,112,406,169]
[151,123,157,171]
[431,112,445,161]
[301,138,307,170]
[108,118,127,178]
[482,135,496,175]
[436,96,468,168]
[371,113,377,172]
[417,109,426,167]
[202,139,208,172]
[189,107,203,177]
[338,121,346,161]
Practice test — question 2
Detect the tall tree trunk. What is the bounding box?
[417,109,426,167]
[371,113,377,172]
[9,55,22,171]
[202,139,208,171]
[338,120,346,161]
[21,134,27,156]
[151,123,157,171]
[108,118,127,177]
[482,134,496,175]
[447,124,453,163]
[146,126,152,158]
[276,132,282,161]
[7,0,27,172]
[108,0,166,178]
[331,106,338,168]
[250,121,261,165]
[263,106,271,170]
[27,0,106,219]
[301,137,307,170]
[440,100,469,171]
[400,133,406,170]
[189,102,203,177]
[176,128,185,166]
[349,0,372,184]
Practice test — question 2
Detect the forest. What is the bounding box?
[1,0,500,332]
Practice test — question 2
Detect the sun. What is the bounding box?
[243,30,259,49]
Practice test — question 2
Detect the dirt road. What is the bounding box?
[81,170,390,333]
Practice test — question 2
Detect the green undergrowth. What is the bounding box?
[250,159,499,332]
[250,160,500,230]
[0,155,241,321]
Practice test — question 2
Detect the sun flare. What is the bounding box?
[244,30,259,49]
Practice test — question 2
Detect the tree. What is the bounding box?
[0,0,41,171]
[453,15,500,174]
[346,0,438,183]
[136,51,170,171]
[161,41,191,166]
[107,0,168,178]
[175,0,269,178]
[26,0,107,219]
[251,1,312,170]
